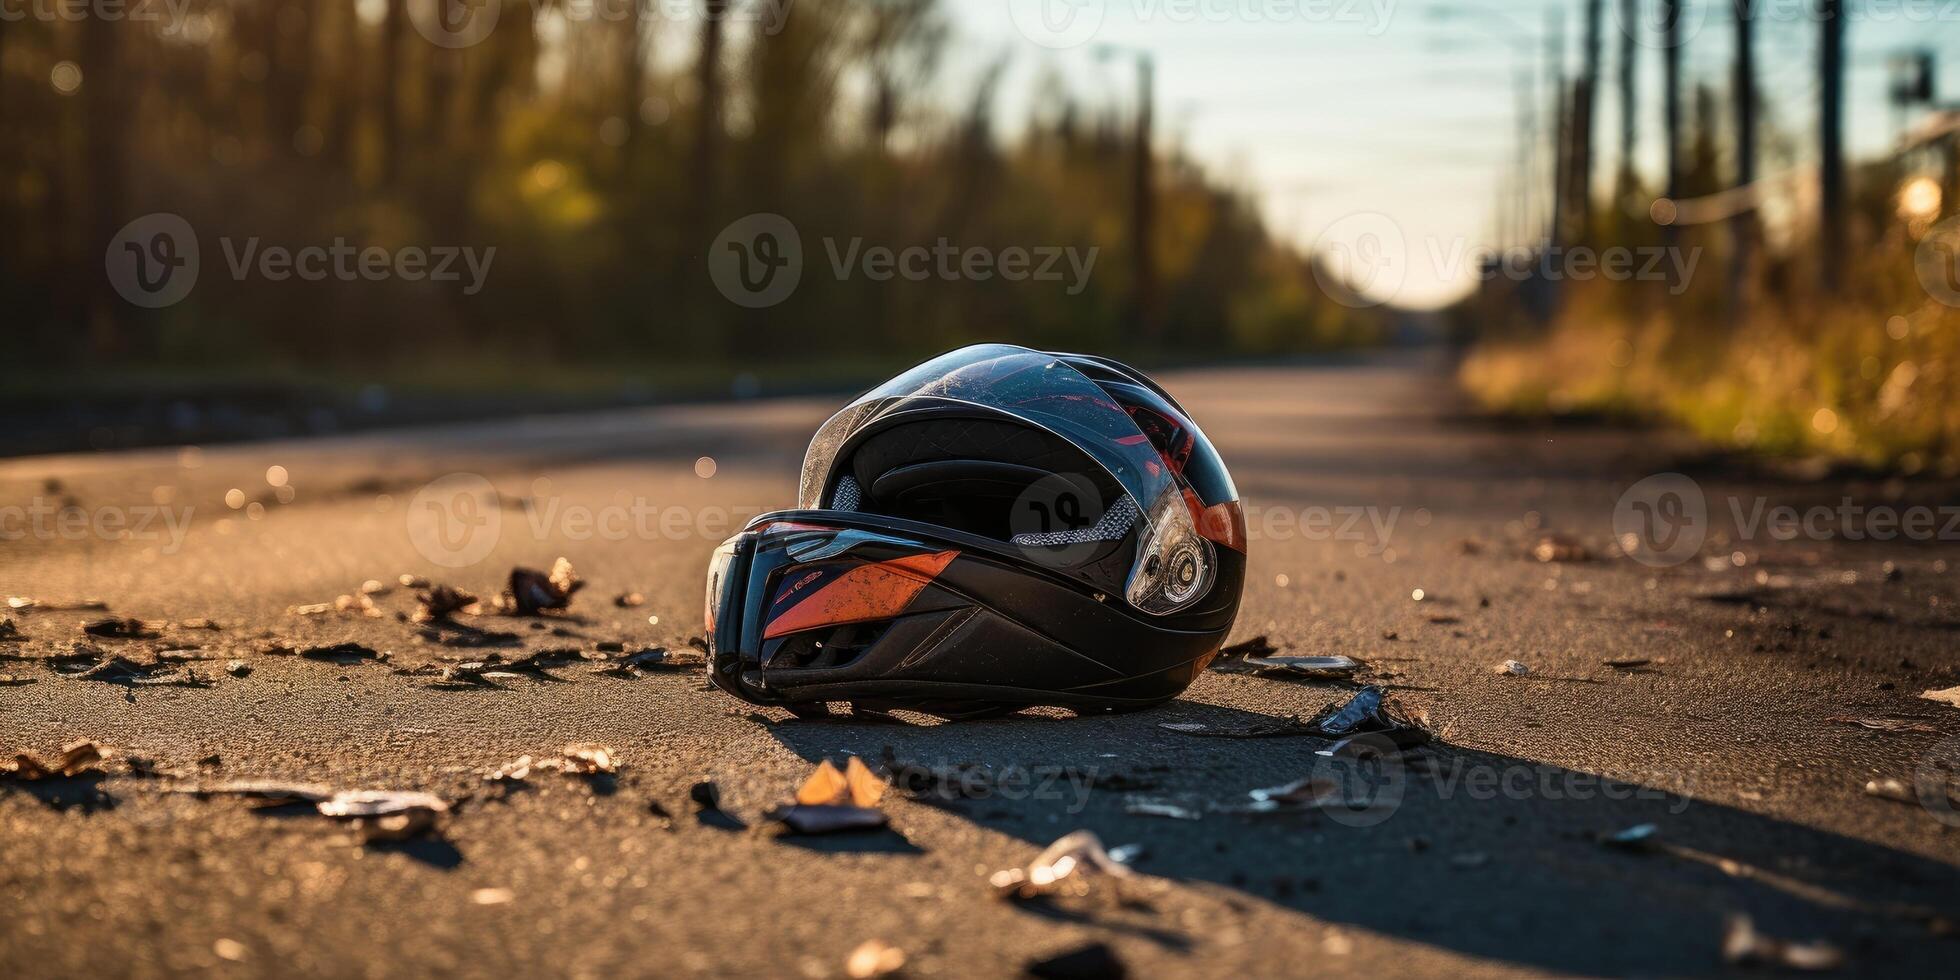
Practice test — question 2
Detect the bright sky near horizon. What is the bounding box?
[946,0,1959,308]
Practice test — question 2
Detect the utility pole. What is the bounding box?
[1576,0,1603,239]
[1731,0,1757,309]
[1618,0,1638,205]
[1819,0,1845,293]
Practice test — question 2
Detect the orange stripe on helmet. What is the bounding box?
[762,550,959,640]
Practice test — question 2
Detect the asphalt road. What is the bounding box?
[5,353,1960,978]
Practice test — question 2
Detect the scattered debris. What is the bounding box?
[80,617,157,639]
[0,617,20,641]
[1826,716,1940,734]
[845,939,906,979]
[769,757,888,834]
[3,740,107,780]
[226,660,251,677]
[334,593,383,618]
[47,650,211,687]
[415,585,480,624]
[613,592,645,608]
[690,780,723,810]
[359,579,390,596]
[470,887,515,906]
[1025,943,1126,980]
[589,647,705,678]
[1494,660,1531,676]
[176,618,223,631]
[293,643,383,665]
[292,602,335,617]
[317,789,450,842]
[546,743,618,776]
[1220,635,1278,657]
[1921,687,1960,709]
[8,596,108,612]
[487,743,618,781]
[1864,778,1918,805]
[1161,690,1430,750]
[991,830,1132,901]
[1241,655,1367,681]
[498,557,584,616]
[1237,777,1354,814]
[1599,823,1661,851]
[1530,533,1590,563]
[0,674,33,686]
[1426,614,1462,625]
[1721,915,1844,971]
[170,780,333,804]
[1601,658,1653,671]
[1123,797,1202,820]
[399,574,430,589]
[417,648,584,687]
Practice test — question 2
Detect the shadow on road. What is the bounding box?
[762,699,1960,976]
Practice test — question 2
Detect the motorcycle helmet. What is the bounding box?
[704,344,1246,718]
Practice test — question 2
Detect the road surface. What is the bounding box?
[4,353,1959,977]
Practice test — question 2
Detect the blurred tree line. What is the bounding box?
[1454,0,1960,473]
[0,0,1380,384]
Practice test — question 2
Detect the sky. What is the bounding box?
[945,0,1960,308]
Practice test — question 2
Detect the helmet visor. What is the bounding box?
[798,344,1223,615]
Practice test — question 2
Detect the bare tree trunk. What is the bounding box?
[82,10,128,357]
[680,0,728,353]
[1131,56,1157,343]
[1730,0,1757,311]
[380,0,406,185]
[1818,0,1845,293]
[1575,0,1602,239]
[1617,0,1638,204]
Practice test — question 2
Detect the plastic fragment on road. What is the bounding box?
[844,939,905,979]
[990,830,1133,900]
[2,740,107,780]
[1826,715,1939,734]
[316,789,451,842]
[1122,797,1201,820]
[768,757,888,834]
[1922,686,1960,708]
[1158,686,1429,749]
[1241,655,1366,680]
[1494,660,1530,676]
[1599,823,1661,850]
[1721,915,1844,971]
[79,617,157,639]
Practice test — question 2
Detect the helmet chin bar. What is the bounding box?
[1125,490,1216,616]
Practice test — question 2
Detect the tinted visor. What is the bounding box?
[798,345,1232,615]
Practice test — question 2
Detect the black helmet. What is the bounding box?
[704,344,1246,718]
